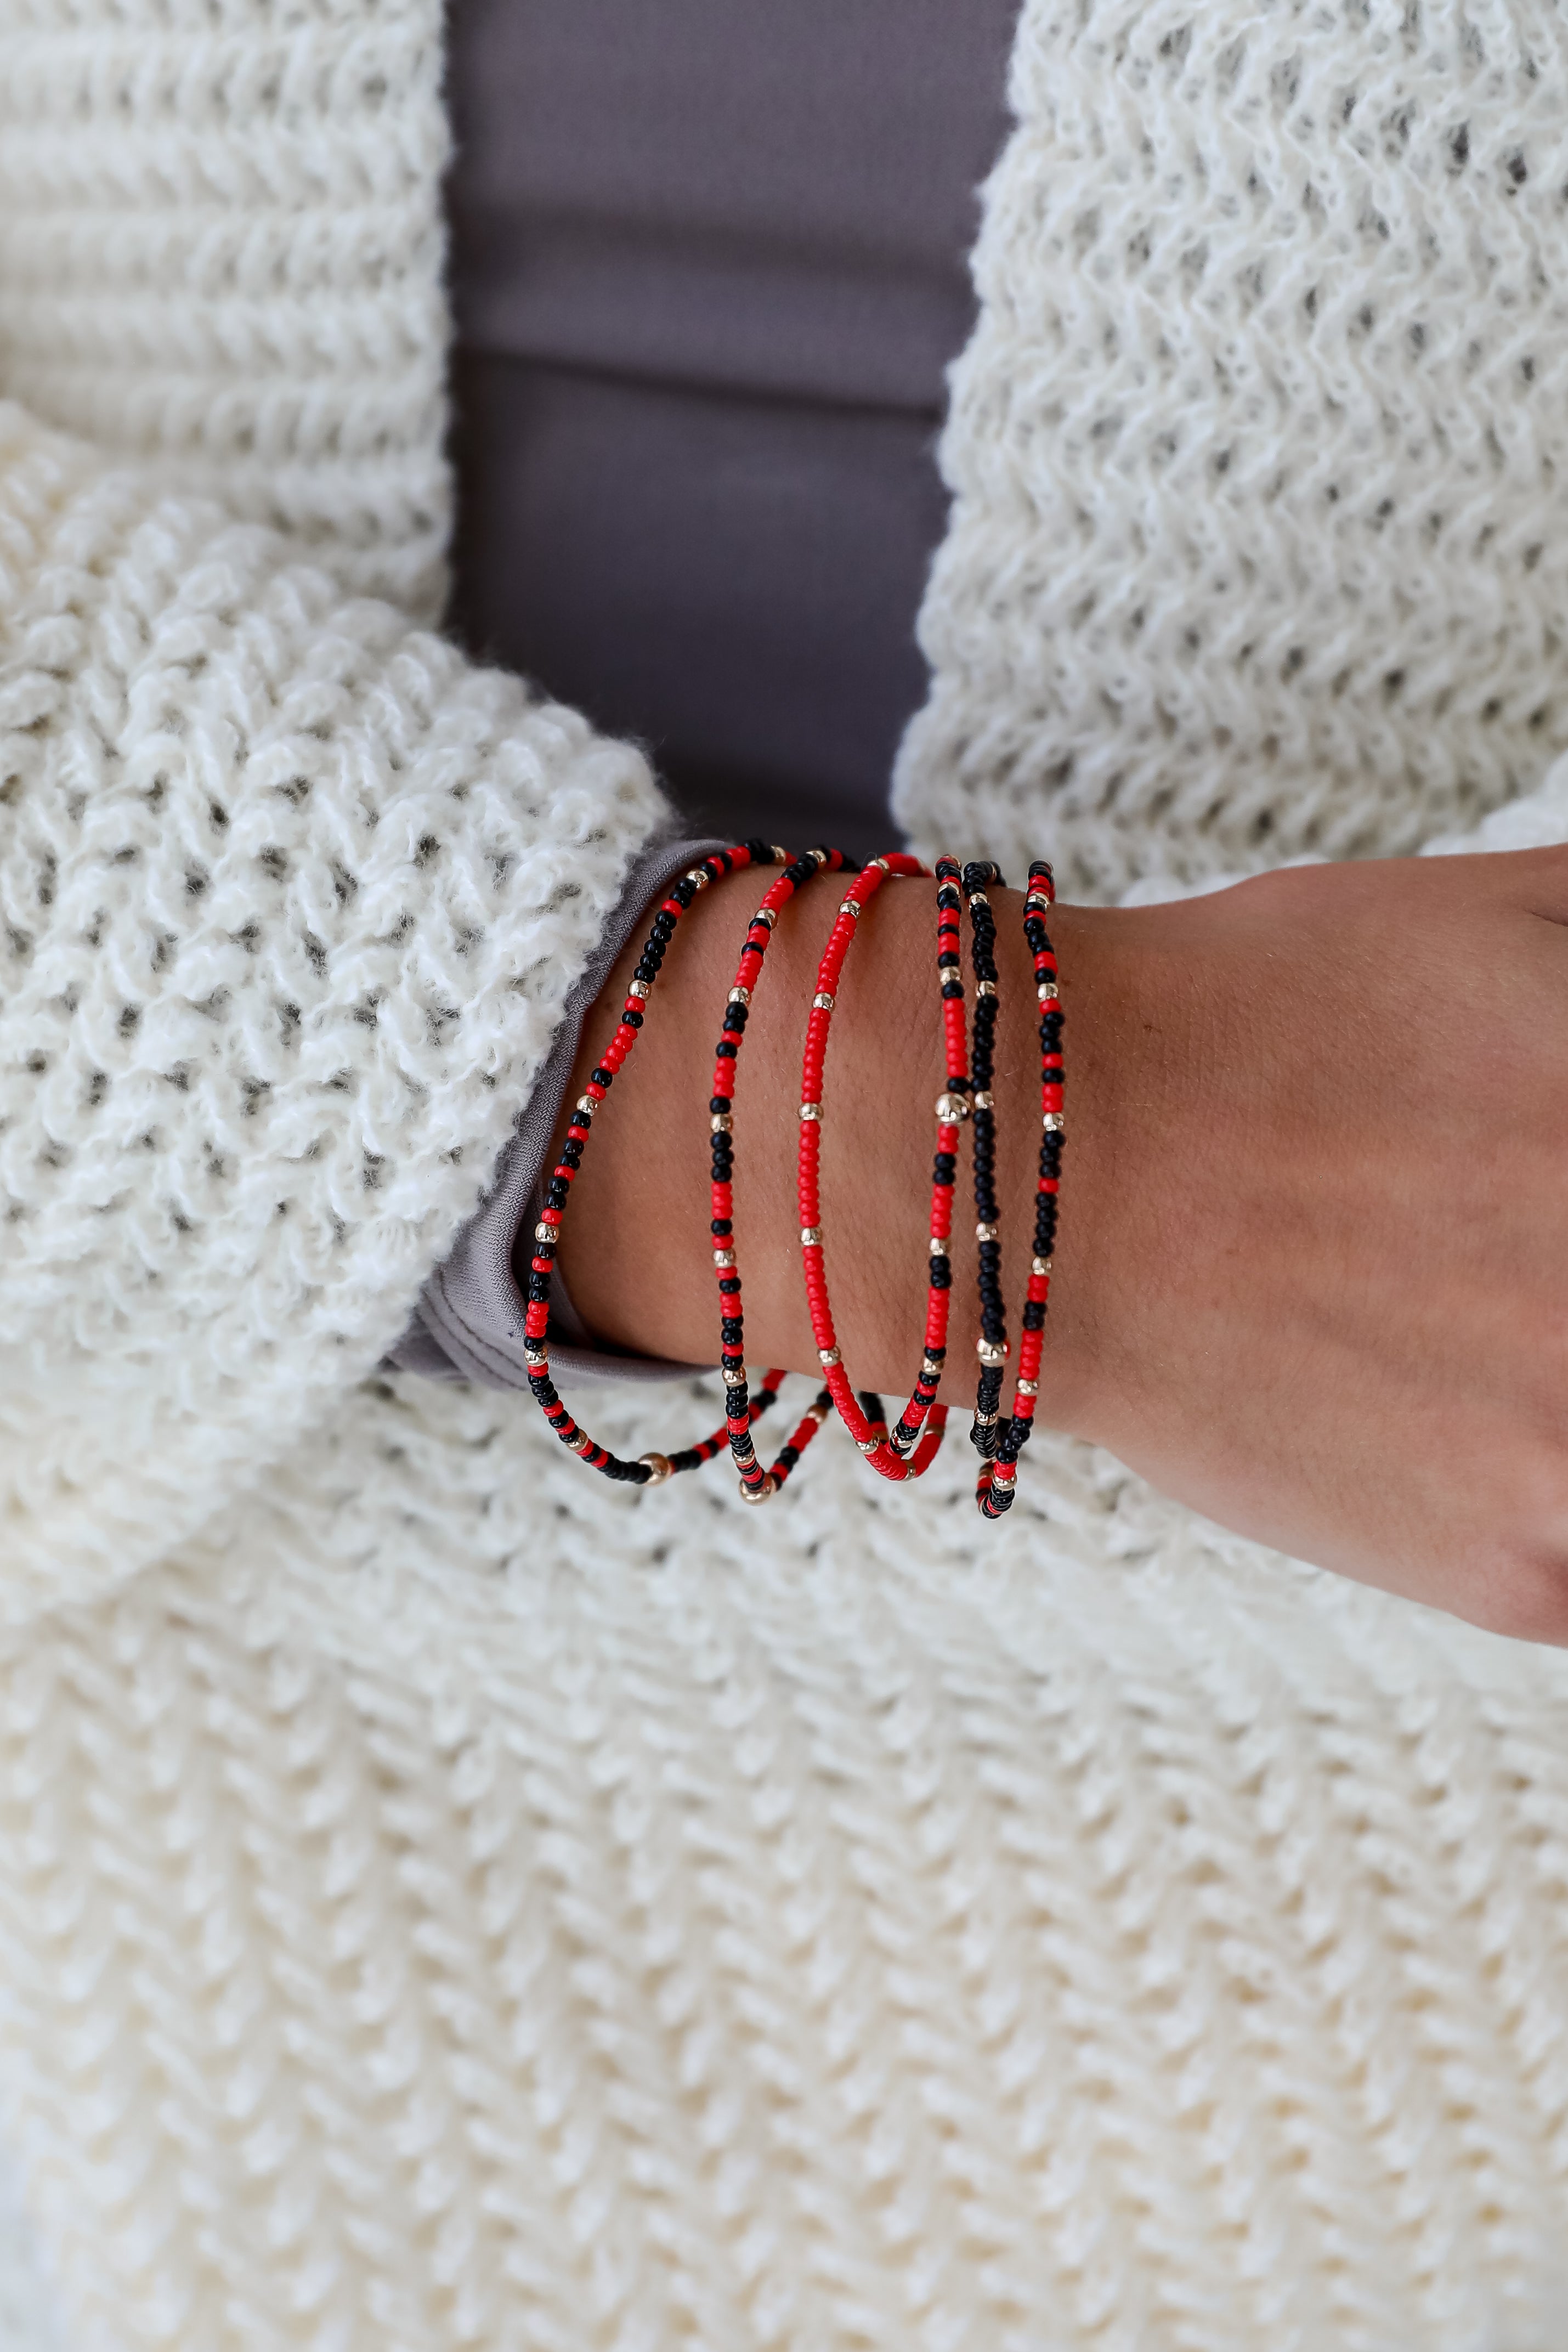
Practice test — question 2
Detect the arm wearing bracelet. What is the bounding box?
[557,842,1568,1649]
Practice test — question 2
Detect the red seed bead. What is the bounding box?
[796,850,954,1484]
[523,841,797,1490]
[710,847,852,1499]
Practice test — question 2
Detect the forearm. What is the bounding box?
[553,862,1106,1424]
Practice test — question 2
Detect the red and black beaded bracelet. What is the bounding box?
[797,851,955,1482]
[522,840,799,1486]
[709,845,850,1502]
[978,859,1064,1519]
[962,862,1011,1474]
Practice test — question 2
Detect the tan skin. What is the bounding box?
[551,845,1568,1647]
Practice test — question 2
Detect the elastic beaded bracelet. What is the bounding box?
[710,845,850,1502]
[884,855,973,1454]
[963,862,1010,1467]
[978,858,1065,1521]
[797,851,952,1483]
[524,839,796,1486]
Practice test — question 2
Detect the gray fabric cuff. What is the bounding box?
[388,832,728,1390]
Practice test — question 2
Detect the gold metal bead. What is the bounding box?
[800,1101,822,1122]
[857,1438,880,1455]
[713,1248,737,1268]
[819,1344,842,1368]
[969,891,989,908]
[711,1111,733,1132]
[990,1465,1017,1489]
[921,1356,944,1379]
[1037,981,1060,1002]
[1015,1377,1039,1397]
[839,898,862,917]
[976,1222,998,1243]
[976,1338,1009,1366]
[772,844,790,863]
[870,856,892,873]
[806,1403,829,1427]
[575,1095,595,1116]
[627,979,650,999]
[928,1235,949,1256]
[1043,1112,1065,1133]
[1025,891,1051,909]
[810,847,830,867]
[1032,1255,1054,1278]
[723,1364,747,1384]
[755,906,777,928]
[935,1090,970,1124]
[812,990,836,1011]
[739,1474,777,1505]
[972,1089,995,1111]
[972,1411,999,1430]
[567,1429,591,1454]
[685,866,712,889]
[639,1452,672,1484]
[976,979,998,998]
[533,1221,556,1244]
[728,985,751,1005]
[801,1225,823,1247]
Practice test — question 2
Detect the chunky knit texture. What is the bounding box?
[0,401,666,1612]
[0,0,452,619]
[896,0,1568,899]
[5,1,1568,2347]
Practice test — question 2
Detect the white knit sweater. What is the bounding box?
[5,5,1568,2350]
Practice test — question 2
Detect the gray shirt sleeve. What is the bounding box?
[387,833,730,1390]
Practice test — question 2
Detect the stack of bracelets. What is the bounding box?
[523,840,1064,1522]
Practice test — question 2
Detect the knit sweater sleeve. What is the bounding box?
[0,401,671,1613]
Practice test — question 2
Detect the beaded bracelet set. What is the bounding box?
[522,841,1064,1521]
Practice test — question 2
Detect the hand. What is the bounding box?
[556,845,1568,1644]
[1051,849,1568,1643]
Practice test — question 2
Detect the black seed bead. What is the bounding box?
[933,1151,956,1184]
[929,1262,952,1289]
[710,1095,729,1114]
[672,878,696,907]
[721,1317,743,1343]
[546,1180,568,1208]
[744,837,772,864]
[716,1039,738,1059]
[720,1275,740,1294]
[941,981,965,1000]
[527,1274,550,1303]
[1022,1299,1047,1331]
[591,1065,613,1088]
[711,1217,732,1236]
[775,1443,801,1473]
[722,1004,747,1033]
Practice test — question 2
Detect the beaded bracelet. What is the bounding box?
[963,862,1010,1466]
[797,851,956,1483]
[709,845,850,1502]
[977,858,1065,1521]
[523,840,801,1486]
